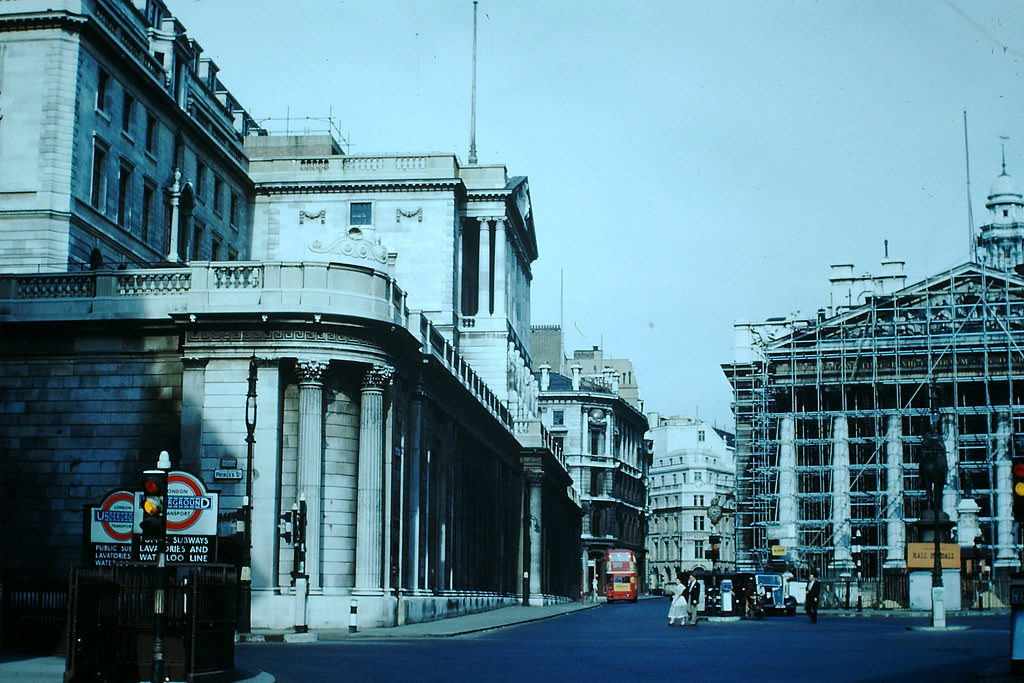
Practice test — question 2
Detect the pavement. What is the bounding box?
[0,598,602,682]
[0,600,1014,682]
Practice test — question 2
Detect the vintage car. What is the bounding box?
[756,573,798,616]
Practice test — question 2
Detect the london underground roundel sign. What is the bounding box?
[92,490,135,543]
[164,471,218,535]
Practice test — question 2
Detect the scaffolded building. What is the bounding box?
[723,166,1024,580]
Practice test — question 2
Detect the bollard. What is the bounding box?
[349,599,358,633]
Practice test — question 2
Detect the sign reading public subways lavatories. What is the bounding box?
[86,471,220,566]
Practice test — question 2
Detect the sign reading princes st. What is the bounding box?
[87,470,220,566]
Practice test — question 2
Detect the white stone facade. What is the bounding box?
[645,415,736,588]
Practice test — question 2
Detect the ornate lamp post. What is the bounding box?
[239,355,258,633]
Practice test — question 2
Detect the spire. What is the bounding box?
[1002,137,1008,175]
[468,1,479,165]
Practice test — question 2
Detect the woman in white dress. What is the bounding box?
[667,575,686,626]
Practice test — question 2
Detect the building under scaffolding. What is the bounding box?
[723,167,1024,580]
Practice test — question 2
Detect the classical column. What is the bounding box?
[492,218,506,317]
[355,364,393,593]
[776,416,798,551]
[884,414,906,569]
[526,469,545,606]
[296,359,328,590]
[941,413,959,523]
[477,217,490,316]
[179,356,208,474]
[995,411,1015,567]
[831,415,853,571]
[405,387,425,591]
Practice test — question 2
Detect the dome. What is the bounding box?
[989,172,1022,200]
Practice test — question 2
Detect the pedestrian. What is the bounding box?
[805,571,821,624]
[667,574,686,626]
[684,572,701,626]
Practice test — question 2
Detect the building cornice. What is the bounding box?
[254,179,463,196]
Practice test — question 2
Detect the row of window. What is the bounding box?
[193,159,242,226]
[649,514,707,534]
[649,539,709,563]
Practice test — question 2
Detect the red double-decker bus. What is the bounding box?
[605,549,638,602]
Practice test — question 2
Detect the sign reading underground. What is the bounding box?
[132,470,219,564]
[87,489,136,565]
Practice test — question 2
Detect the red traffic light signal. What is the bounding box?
[1013,457,1024,523]
[140,470,167,539]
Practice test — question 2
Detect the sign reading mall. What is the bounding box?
[87,470,220,566]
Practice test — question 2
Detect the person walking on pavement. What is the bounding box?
[805,571,821,623]
[684,572,701,626]
[667,574,686,626]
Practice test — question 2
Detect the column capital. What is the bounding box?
[362,364,394,390]
[524,470,545,488]
[295,358,328,385]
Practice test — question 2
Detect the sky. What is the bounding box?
[170,0,1024,429]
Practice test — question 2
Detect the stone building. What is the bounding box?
[0,0,581,630]
[532,328,650,595]
[722,165,1024,583]
[645,415,735,589]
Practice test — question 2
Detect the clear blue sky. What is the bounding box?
[171,0,1024,429]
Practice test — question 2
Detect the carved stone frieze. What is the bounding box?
[396,208,423,223]
[308,226,388,264]
[299,209,326,225]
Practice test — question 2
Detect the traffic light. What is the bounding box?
[1013,456,1024,523]
[706,535,721,561]
[140,469,167,539]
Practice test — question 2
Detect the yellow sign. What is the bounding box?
[906,543,960,570]
[771,545,786,557]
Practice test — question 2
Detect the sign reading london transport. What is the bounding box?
[86,471,220,566]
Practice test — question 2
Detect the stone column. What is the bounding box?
[296,359,328,590]
[777,416,798,551]
[884,414,906,569]
[355,364,393,593]
[252,360,281,597]
[995,411,1015,567]
[405,387,425,591]
[179,356,208,474]
[477,218,490,316]
[526,470,545,606]
[831,415,854,571]
[942,413,959,524]
[493,218,506,317]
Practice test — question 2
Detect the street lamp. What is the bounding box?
[240,355,258,633]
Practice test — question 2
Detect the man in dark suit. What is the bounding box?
[684,572,702,626]
[805,571,821,623]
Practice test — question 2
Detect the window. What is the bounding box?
[590,430,601,456]
[697,429,705,442]
[350,202,372,225]
[145,112,157,153]
[590,469,603,496]
[122,93,134,133]
[91,140,108,209]
[195,160,206,200]
[695,495,704,507]
[227,246,239,261]
[213,176,223,214]
[192,221,204,260]
[117,162,133,227]
[552,410,564,426]
[211,233,222,260]
[142,181,156,243]
[694,540,704,559]
[693,515,704,531]
[230,192,240,227]
[96,69,109,112]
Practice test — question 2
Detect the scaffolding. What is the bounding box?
[725,264,1024,578]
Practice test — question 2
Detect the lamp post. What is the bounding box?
[240,355,258,633]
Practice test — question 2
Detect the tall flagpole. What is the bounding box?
[468,1,479,165]
[964,111,976,262]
